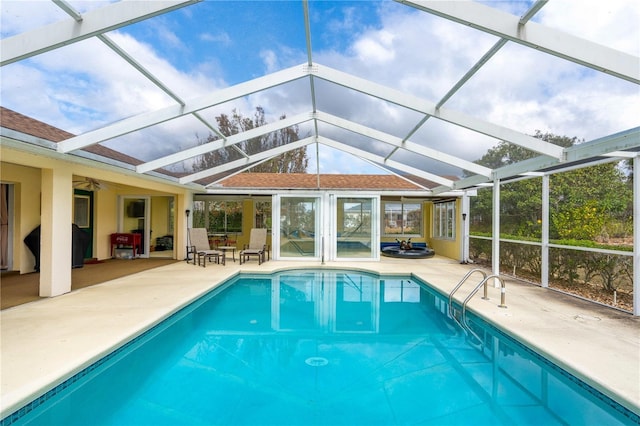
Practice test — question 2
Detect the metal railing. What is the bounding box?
[448,270,508,346]
[461,274,507,321]
[448,268,487,314]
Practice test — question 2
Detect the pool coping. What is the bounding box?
[1,258,639,419]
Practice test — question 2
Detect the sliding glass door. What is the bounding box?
[273,194,378,261]
[335,196,377,259]
[278,196,320,258]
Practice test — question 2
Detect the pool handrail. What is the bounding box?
[461,274,508,321]
[448,268,487,314]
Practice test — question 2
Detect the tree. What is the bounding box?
[193,107,308,174]
[469,131,632,241]
[549,163,631,240]
[472,131,576,169]
[470,131,576,236]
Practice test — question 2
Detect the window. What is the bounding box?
[254,200,272,230]
[434,201,456,239]
[73,195,90,228]
[192,198,242,234]
[382,201,422,236]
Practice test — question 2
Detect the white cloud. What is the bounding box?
[308,0,639,159]
[353,30,396,64]
[311,145,385,175]
[200,31,231,46]
[260,50,279,74]
[538,0,640,55]
[1,1,67,36]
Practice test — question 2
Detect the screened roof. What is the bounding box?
[1,0,638,194]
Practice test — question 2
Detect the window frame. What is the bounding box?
[192,196,244,235]
[73,194,91,228]
[433,200,456,240]
[381,200,423,237]
[253,198,272,232]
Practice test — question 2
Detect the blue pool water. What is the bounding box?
[4,269,638,425]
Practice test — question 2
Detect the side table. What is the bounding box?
[217,246,237,262]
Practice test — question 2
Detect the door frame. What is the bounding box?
[73,189,94,259]
[273,193,323,261]
[1,183,13,270]
[272,192,380,262]
[329,193,379,261]
[118,195,151,258]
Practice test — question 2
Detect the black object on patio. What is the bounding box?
[24,224,91,271]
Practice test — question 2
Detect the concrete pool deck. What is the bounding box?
[1,256,639,419]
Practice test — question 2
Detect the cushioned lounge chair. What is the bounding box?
[188,228,225,267]
[240,228,267,265]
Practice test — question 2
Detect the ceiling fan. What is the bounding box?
[73,177,104,191]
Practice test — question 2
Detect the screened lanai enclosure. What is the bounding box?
[1,1,638,313]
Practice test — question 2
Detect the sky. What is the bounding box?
[1,0,639,177]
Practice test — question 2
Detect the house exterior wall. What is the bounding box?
[0,162,41,273]
[93,187,118,260]
[1,143,193,274]
[202,194,461,261]
[150,196,170,250]
[429,199,462,259]
[423,200,433,247]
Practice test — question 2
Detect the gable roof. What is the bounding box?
[216,173,427,191]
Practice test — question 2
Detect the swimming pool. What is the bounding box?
[3,269,638,425]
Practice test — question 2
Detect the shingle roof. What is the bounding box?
[217,173,427,190]
[1,106,144,166]
[1,106,74,142]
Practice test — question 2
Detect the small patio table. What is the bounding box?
[217,246,237,262]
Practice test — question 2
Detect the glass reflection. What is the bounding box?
[280,197,318,257]
[336,197,373,258]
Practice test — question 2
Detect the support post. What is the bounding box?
[541,175,550,288]
[634,155,639,316]
[461,192,470,263]
[492,179,500,287]
[40,168,72,297]
[185,208,191,261]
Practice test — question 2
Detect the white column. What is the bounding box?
[541,175,550,288]
[633,155,639,316]
[492,179,500,286]
[323,192,332,263]
[461,192,471,263]
[40,167,73,297]
[272,194,281,260]
[180,193,192,261]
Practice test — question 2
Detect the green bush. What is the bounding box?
[470,233,632,293]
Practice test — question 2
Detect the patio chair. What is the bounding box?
[240,228,267,265]
[188,228,225,267]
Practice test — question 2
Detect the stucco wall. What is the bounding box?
[429,199,462,260]
[0,162,41,272]
[150,196,171,249]
[1,143,193,271]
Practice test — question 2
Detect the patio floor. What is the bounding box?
[1,256,638,419]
